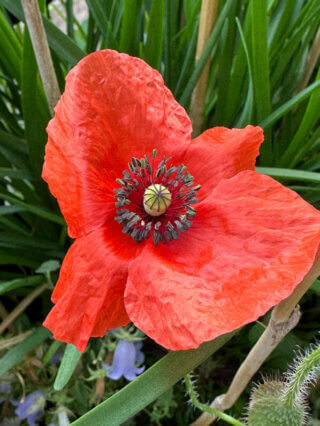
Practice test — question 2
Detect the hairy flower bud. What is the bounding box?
[247,381,306,426]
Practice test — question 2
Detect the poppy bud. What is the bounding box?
[143,184,172,216]
[247,381,305,426]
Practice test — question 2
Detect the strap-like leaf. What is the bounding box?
[54,343,82,391]
[72,332,235,425]
[257,167,320,183]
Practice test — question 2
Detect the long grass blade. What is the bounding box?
[73,332,235,426]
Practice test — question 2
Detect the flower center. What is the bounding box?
[143,184,172,216]
[114,150,200,245]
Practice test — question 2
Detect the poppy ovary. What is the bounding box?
[143,184,172,216]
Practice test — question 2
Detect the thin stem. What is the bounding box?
[0,283,49,334]
[21,0,61,113]
[0,300,16,334]
[283,345,320,408]
[191,249,320,426]
[189,0,218,136]
[0,331,32,350]
[184,374,245,426]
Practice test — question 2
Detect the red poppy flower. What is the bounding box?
[43,49,320,352]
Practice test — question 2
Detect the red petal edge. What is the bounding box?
[184,125,264,198]
[43,228,132,352]
[124,171,320,350]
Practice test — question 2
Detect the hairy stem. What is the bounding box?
[283,345,320,408]
[21,0,61,113]
[184,374,245,426]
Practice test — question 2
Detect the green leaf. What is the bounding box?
[0,130,29,170]
[143,0,164,69]
[0,167,32,180]
[270,0,320,92]
[256,167,320,184]
[235,17,254,127]
[309,279,320,296]
[0,205,25,215]
[0,10,22,82]
[73,332,235,426]
[163,0,180,88]
[0,93,23,134]
[43,340,63,365]
[259,79,320,130]
[54,343,82,391]
[250,0,272,163]
[0,275,43,295]
[0,249,38,268]
[36,259,61,274]
[0,327,50,376]
[66,0,74,38]
[0,0,85,66]
[119,0,142,55]
[86,0,117,48]
[174,25,197,98]
[279,68,320,168]
[0,233,62,250]
[222,2,252,125]
[21,28,50,188]
[43,15,85,65]
[0,192,65,225]
[215,1,238,125]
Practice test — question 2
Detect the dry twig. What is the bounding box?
[0,330,32,350]
[190,0,218,136]
[21,0,61,113]
[0,283,49,335]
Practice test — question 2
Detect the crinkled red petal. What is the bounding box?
[124,171,320,350]
[43,227,136,352]
[184,126,264,198]
[43,49,192,238]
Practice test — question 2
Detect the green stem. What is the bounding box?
[283,346,320,408]
[184,374,245,426]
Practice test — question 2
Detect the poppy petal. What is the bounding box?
[183,125,264,198]
[124,171,320,350]
[43,49,192,238]
[43,228,132,352]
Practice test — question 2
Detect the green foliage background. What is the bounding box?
[0,0,320,424]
